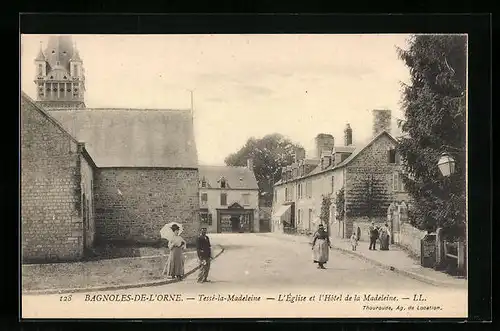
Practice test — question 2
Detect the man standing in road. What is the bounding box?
[368,221,379,250]
[196,227,212,283]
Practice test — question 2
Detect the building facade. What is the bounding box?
[198,161,259,233]
[272,109,410,240]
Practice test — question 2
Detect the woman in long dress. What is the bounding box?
[312,224,331,269]
[379,223,390,251]
[164,224,186,279]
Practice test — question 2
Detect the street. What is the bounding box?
[22,233,468,319]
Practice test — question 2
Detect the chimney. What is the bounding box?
[320,150,332,170]
[247,158,253,171]
[344,123,353,146]
[315,133,335,159]
[293,147,306,163]
[372,109,392,137]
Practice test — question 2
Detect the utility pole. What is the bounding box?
[186,89,194,126]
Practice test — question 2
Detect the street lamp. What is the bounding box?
[437,153,456,177]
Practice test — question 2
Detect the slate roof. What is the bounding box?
[21,92,97,168]
[198,165,259,190]
[274,131,397,186]
[48,108,198,168]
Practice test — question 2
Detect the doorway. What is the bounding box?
[230,216,240,233]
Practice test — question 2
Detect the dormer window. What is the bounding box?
[201,178,207,188]
[220,178,226,189]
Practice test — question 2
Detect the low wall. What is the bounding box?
[398,223,426,257]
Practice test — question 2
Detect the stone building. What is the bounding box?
[198,160,259,233]
[21,35,200,263]
[21,93,96,263]
[272,109,410,240]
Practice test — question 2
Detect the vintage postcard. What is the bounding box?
[20,33,468,319]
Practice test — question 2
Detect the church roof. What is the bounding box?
[198,165,259,190]
[48,108,198,168]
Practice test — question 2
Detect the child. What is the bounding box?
[350,233,358,251]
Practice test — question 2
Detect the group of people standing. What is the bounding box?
[310,221,391,268]
[368,221,391,251]
[163,225,213,283]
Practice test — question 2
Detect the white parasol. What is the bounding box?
[160,222,184,242]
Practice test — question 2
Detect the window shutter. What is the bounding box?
[208,214,212,226]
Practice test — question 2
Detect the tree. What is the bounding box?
[224,133,303,206]
[396,35,466,239]
[320,195,332,236]
[335,187,345,222]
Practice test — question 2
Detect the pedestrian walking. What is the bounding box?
[196,227,212,283]
[379,223,391,251]
[368,221,379,250]
[312,224,331,269]
[350,232,358,251]
[163,224,186,280]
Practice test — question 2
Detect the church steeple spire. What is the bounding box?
[35,41,45,61]
[34,35,86,110]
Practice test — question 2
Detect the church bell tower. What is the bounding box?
[34,35,86,109]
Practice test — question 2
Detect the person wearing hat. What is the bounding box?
[163,224,186,280]
[196,227,212,283]
[311,223,331,269]
[368,221,379,250]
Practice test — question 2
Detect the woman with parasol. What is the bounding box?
[161,223,186,280]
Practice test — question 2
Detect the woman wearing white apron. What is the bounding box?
[312,224,331,269]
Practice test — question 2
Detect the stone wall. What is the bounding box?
[21,96,84,263]
[399,223,427,257]
[94,168,200,245]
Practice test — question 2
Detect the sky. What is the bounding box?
[21,34,411,165]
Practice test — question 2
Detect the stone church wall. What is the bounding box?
[94,168,200,246]
[21,97,85,263]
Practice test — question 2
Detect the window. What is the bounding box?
[220,178,226,188]
[388,149,396,163]
[38,64,43,75]
[331,176,335,194]
[201,193,208,202]
[392,172,405,192]
[306,180,312,198]
[201,178,207,188]
[308,209,313,225]
[285,188,288,201]
[220,193,227,206]
[201,212,212,226]
[242,193,250,206]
